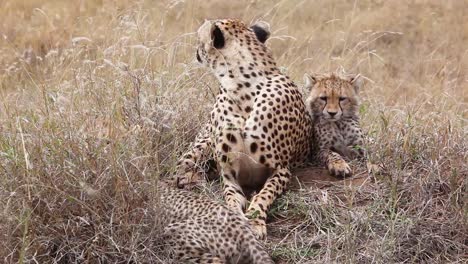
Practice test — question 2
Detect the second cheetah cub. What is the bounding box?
[304,73,366,177]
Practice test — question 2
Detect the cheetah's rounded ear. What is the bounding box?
[350,74,363,93]
[197,20,225,49]
[250,21,271,43]
[303,73,317,91]
[212,25,225,49]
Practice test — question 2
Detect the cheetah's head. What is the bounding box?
[195,19,274,76]
[304,74,363,121]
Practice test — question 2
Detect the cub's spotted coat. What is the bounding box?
[304,73,366,177]
[160,185,273,263]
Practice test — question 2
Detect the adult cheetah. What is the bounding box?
[304,73,366,177]
[175,19,313,239]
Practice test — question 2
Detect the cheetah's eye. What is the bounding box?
[319,96,327,101]
[339,97,347,101]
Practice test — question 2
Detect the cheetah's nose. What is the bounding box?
[328,111,337,117]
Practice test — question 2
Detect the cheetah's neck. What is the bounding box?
[215,68,284,108]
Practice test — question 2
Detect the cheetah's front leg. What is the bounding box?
[339,118,367,160]
[315,122,352,177]
[219,155,248,215]
[347,131,367,160]
[246,167,291,239]
[175,124,215,189]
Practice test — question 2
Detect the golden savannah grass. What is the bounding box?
[0,0,466,263]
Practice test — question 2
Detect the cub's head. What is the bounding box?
[304,74,363,121]
[195,19,274,74]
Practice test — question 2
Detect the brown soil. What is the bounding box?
[290,166,370,190]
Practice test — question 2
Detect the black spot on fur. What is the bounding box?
[221,155,228,163]
[250,142,258,153]
[226,133,237,143]
[222,143,231,153]
[259,155,266,164]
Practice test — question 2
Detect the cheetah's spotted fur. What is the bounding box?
[304,73,366,177]
[160,185,273,263]
[175,19,313,239]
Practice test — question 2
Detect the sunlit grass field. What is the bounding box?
[1,0,466,263]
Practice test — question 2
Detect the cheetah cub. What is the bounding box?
[159,184,273,263]
[304,73,366,177]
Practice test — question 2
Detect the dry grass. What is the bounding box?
[0,0,466,263]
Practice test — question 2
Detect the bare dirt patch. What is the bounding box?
[291,166,370,190]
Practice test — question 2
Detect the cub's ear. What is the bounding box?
[350,74,363,93]
[250,21,271,43]
[303,73,317,92]
[197,20,225,49]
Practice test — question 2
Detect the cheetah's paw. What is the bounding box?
[174,171,204,190]
[248,218,267,240]
[328,159,352,178]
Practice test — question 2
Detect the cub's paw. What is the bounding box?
[248,217,267,240]
[174,171,204,190]
[328,159,352,178]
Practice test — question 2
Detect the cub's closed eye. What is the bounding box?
[339,97,347,101]
[319,96,327,101]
